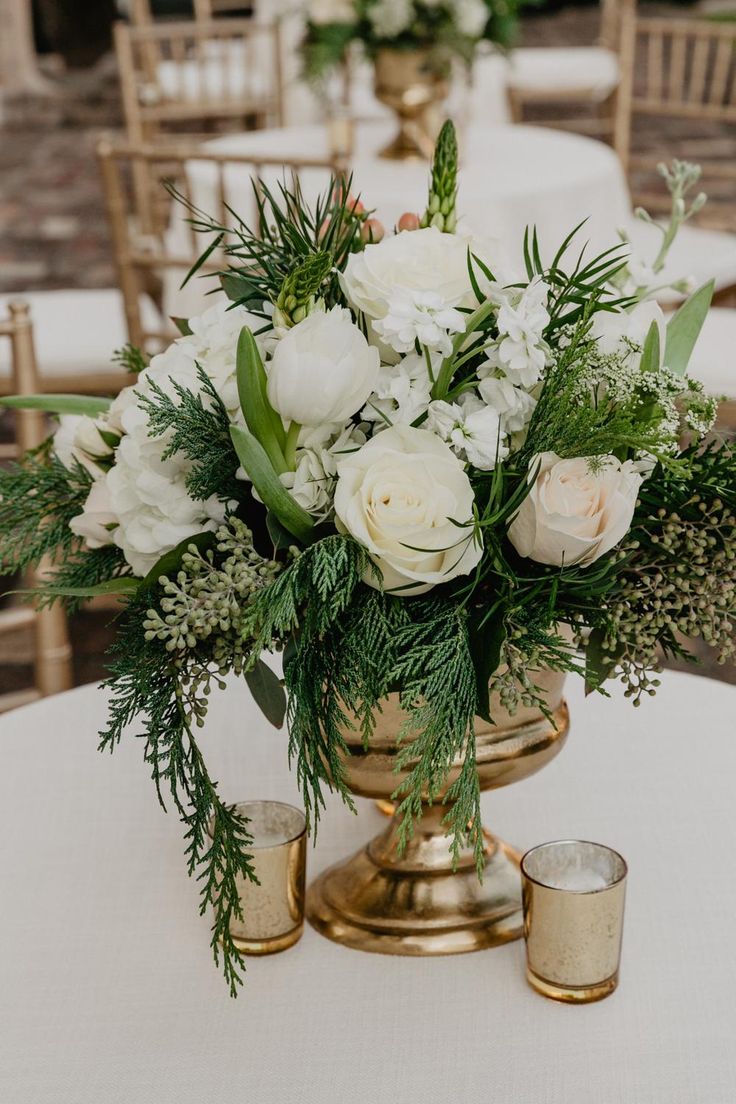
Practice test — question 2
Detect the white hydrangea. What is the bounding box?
[478,376,537,433]
[361,351,434,428]
[426,392,508,470]
[280,422,366,520]
[368,0,413,37]
[453,0,489,37]
[481,276,551,388]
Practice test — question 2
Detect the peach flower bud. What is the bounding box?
[347,193,366,217]
[361,218,385,243]
[397,212,421,232]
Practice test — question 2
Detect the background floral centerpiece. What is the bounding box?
[1,124,733,994]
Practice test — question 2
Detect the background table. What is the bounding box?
[1,669,735,1103]
[166,121,631,320]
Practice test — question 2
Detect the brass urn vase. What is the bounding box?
[373,47,451,161]
[306,669,570,955]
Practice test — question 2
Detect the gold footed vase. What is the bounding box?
[373,47,450,161]
[306,670,570,955]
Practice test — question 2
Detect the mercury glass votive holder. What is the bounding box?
[220,801,307,955]
[521,840,628,1004]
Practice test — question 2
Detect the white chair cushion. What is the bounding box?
[155,40,270,105]
[680,308,736,399]
[507,47,620,100]
[0,289,163,378]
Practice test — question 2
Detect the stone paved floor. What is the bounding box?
[0,4,734,692]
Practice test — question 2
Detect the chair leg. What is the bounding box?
[34,601,74,696]
[506,88,523,125]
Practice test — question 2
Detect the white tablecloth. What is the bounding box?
[1,669,735,1103]
[166,121,631,320]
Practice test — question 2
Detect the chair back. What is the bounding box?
[129,0,252,24]
[114,17,284,143]
[97,136,346,353]
[0,302,73,711]
[616,15,736,175]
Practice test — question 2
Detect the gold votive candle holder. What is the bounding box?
[219,800,307,955]
[521,840,627,1004]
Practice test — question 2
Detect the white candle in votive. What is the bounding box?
[554,869,609,892]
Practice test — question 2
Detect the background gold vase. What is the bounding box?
[306,670,570,955]
[373,47,450,161]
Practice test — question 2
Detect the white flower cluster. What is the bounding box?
[55,208,707,592]
[311,0,491,42]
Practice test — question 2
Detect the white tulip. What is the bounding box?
[69,478,118,549]
[508,452,643,568]
[267,306,379,426]
[334,424,482,595]
[53,414,114,477]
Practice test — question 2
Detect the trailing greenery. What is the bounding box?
[138,367,243,505]
[0,448,92,574]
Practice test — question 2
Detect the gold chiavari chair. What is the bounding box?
[617,15,736,181]
[0,302,73,713]
[505,0,637,161]
[96,136,345,355]
[114,16,284,145]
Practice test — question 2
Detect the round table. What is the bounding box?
[165,121,632,321]
[1,669,735,1103]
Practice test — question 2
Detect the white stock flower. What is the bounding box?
[373,290,466,357]
[508,452,643,568]
[53,414,115,477]
[368,0,413,37]
[70,479,118,549]
[478,376,537,433]
[453,0,489,37]
[280,422,366,520]
[591,299,667,369]
[308,0,355,23]
[267,306,379,426]
[484,276,551,388]
[426,393,507,470]
[362,351,434,428]
[334,424,482,595]
[340,228,482,361]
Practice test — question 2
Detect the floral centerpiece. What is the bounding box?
[302,0,523,157]
[1,125,734,994]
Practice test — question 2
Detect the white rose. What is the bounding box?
[267,305,379,426]
[334,424,482,595]
[454,0,488,37]
[591,299,667,369]
[69,478,118,549]
[340,228,483,360]
[508,452,643,568]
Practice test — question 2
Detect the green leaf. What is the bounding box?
[171,317,192,336]
[266,511,296,550]
[0,394,111,416]
[139,531,216,591]
[180,231,224,289]
[584,627,619,695]
[639,321,661,375]
[244,659,287,729]
[230,425,314,543]
[8,576,139,601]
[236,328,287,471]
[467,611,506,722]
[664,280,714,376]
[220,272,263,304]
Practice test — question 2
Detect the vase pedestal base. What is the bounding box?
[306,807,523,955]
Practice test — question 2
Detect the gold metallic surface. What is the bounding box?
[373,48,450,161]
[521,840,627,1004]
[306,669,570,955]
[212,800,307,955]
